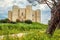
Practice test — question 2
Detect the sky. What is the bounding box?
[0,0,51,24]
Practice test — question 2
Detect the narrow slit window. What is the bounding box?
[22,13,23,16]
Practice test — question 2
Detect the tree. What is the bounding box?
[28,0,60,35]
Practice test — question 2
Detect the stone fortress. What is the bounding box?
[8,5,41,23]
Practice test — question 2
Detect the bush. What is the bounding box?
[0,18,17,24]
[0,18,10,23]
[25,20,32,24]
[16,19,20,22]
[16,19,25,23]
[10,21,16,24]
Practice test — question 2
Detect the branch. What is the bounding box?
[44,0,52,9]
[47,1,53,5]
[51,0,57,6]
[54,6,60,15]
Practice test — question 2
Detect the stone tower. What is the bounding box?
[26,5,32,20]
[35,9,41,22]
[32,9,41,22]
[18,8,26,21]
[32,10,36,22]
[8,11,12,21]
[8,5,41,23]
[12,5,19,22]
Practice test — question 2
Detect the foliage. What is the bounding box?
[24,20,32,24]
[16,19,20,23]
[10,21,17,24]
[0,18,10,23]
[0,22,47,35]
[0,22,60,40]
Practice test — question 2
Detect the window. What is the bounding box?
[32,14,34,16]
[22,13,23,16]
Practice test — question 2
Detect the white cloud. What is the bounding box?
[0,0,20,7]
[0,0,48,10]
[39,4,47,10]
[0,0,13,7]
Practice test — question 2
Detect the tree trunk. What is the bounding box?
[46,4,60,35]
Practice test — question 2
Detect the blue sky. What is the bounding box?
[0,0,51,24]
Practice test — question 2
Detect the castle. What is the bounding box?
[8,5,41,23]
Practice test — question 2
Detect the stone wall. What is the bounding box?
[12,5,19,22]
[8,5,41,23]
[19,8,26,21]
[25,5,32,20]
[8,11,12,21]
[35,9,41,22]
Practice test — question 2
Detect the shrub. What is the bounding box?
[10,21,16,24]
[16,19,20,23]
[16,19,25,23]
[25,20,32,24]
[0,18,10,23]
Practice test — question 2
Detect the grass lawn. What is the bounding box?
[3,29,60,40]
[0,22,47,35]
[0,22,60,40]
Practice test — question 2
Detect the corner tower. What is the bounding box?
[35,9,41,23]
[8,11,12,21]
[12,5,19,22]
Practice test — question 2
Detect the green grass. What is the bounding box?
[0,22,60,40]
[21,30,60,40]
[3,30,60,40]
[0,22,47,35]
